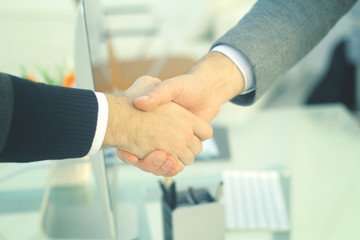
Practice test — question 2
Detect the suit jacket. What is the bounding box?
[212,0,358,105]
[0,73,98,162]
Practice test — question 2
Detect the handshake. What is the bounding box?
[103,76,213,177]
[102,52,244,177]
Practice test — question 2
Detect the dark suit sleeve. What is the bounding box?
[0,73,14,154]
[212,0,358,105]
[0,73,98,162]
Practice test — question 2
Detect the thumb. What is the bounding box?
[133,80,178,111]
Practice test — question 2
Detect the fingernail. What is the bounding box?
[136,95,150,101]
[153,156,163,166]
[168,169,177,176]
[161,160,174,170]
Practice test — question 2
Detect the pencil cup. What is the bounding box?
[161,188,225,240]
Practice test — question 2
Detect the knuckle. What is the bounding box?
[138,75,152,81]
[207,125,214,139]
[196,143,203,156]
[174,142,185,152]
[184,155,194,166]
[138,75,161,85]
[183,130,194,142]
[200,124,213,141]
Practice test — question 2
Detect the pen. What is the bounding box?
[169,180,177,209]
[162,178,177,209]
[215,181,223,202]
[165,177,173,187]
[159,180,168,202]
[188,185,198,204]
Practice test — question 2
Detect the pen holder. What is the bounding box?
[162,188,225,240]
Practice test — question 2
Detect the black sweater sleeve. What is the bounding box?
[0,73,98,162]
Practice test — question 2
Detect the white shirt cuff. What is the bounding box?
[87,92,109,156]
[211,45,256,94]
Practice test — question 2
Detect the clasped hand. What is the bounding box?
[104,76,213,176]
[115,52,244,177]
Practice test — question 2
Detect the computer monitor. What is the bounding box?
[39,1,121,239]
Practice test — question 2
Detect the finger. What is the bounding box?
[153,159,177,176]
[163,165,181,177]
[164,169,179,177]
[172,155,185,173]
[155,156,184,175]
[193,119,214,141]
[178,148,195,166]
[137,75,162,85]
[195,107,220,123]
[161,156,184,177]
[125,76,161,101]
[133,79,181,111]
[134,150,167,173]
[187,137,203,156]
[116,149,139,164]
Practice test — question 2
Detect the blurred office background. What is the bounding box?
[1,1,360,240]
[1,0,359,116]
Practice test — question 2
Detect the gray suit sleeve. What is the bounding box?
[0,73,14,153]
[212,0,358,105]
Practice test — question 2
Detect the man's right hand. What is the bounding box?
[134,51,245,122]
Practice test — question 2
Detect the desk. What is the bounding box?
[1,104,359,240]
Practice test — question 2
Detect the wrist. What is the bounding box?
[102,94,133,149]
[191,51,245,105]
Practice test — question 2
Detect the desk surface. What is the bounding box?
[1,104,359,240]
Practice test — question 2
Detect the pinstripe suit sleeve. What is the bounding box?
[0,73,98,162]
[0,73,14,154]
[212,0,358,105]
